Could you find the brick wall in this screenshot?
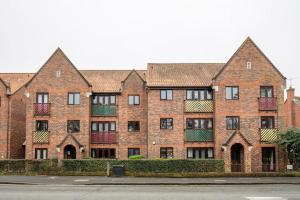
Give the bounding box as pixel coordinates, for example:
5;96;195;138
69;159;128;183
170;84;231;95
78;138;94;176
0;82;8;159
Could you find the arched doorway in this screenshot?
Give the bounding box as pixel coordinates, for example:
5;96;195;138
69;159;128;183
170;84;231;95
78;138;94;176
64;145;76;159
231;143;244;172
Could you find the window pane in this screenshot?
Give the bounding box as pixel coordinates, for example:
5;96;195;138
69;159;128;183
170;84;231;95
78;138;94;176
233;117;239;129
187;120;193;129
99;96;104;104
194;119;200;129
99;123;104;132
207;149;213;158
207;90;212;100
267;88;273;97
74;93;80;104
68;94;73;104
200;90;205;100
128;96;134;105
194;90;199;99
110;122;116;131
226;117;232;129
161;90;167;100
92;96;97;104
36;149;41;159
167;90;172;100
38;94;43;103
110;96;116;104
44;94;48;103
187;90;193;100
226;87;232;99
43;149;47;159
134;96;139;104
167;119;173;129
260;88;266;98
207;119;213;129
187;148;193;158
161;119;167;129
232;87;239;99
92;122;97;131
200;119;205;129
104;96;109;105
104;123;109;131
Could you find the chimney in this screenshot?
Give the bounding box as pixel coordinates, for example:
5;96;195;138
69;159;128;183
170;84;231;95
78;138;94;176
287;87;295;102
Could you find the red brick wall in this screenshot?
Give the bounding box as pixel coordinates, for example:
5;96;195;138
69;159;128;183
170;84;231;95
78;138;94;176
118;71;148;159
213;39;286;172
0;82;8;159
25;49;91;159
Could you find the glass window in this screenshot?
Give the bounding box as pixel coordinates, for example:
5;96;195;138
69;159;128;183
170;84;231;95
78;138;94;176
128;95;140;105
128;121;140;132
261;116;274;129
128;148;140;157
91;122;97;131
110;122;116;131
68;93;80;105
35;148;47;160
187;148;214;159
160;90;172;100
187;90;193;100
37;93;48;103
110;96;116;104
160;118;173;129
67;120;80;133
160;147;174;159
91;148;115;159
260;86;273;98
187;119;193;129
226;116;240;130
226;87;239;100
36;121;48;131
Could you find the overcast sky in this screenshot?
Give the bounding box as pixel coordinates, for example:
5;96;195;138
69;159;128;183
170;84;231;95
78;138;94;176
1;0;300;94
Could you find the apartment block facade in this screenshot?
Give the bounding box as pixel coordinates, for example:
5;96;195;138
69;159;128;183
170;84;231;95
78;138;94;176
0;37;287;172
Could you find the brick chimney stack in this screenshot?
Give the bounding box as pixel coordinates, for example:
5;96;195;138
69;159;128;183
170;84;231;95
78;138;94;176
285;87;295;128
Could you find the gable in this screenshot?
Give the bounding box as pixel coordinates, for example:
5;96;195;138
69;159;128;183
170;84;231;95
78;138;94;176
122;70;146;91
213;37;286;82
25;48;91;89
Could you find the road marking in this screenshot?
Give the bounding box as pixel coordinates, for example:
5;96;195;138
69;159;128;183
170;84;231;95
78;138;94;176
49;177;57;179
74;179;90;182
214;179;226;182
245;197;287;200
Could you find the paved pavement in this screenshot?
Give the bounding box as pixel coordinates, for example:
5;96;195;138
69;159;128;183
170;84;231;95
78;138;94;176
0;176;300;185
0;184;300;200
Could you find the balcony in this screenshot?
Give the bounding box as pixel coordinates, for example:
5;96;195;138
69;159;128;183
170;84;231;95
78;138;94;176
260;128;278;143
92;105;116;116
259;97;277;111
91;132;117;144
34;103;50;116
33;131;49;144
184;100;213;113
185;129;213;142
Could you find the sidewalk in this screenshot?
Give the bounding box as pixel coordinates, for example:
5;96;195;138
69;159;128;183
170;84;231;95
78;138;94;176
0;176;300;185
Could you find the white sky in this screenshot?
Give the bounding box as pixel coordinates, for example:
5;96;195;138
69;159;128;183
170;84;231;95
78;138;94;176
0;0;300;94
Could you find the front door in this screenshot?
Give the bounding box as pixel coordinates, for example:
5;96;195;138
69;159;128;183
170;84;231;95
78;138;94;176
64;145;76;159
231;143;244;172
262;147;276;172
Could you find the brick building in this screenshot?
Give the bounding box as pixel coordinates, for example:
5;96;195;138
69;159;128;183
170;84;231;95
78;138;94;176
0;37;288;172
284;87;300;128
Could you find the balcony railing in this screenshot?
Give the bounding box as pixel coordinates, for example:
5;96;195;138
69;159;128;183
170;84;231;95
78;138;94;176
33;131;49;144
260;128;278;143
259;97;277;111
184;100;213;113
92;104;116;116
185;129;213;142
91;132;117;144
34;103;50;116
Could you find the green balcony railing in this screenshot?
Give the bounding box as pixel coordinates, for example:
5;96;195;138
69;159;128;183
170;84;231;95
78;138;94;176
92;104;116;116
185;100;213;113
260;128;278;143
185;129;213;142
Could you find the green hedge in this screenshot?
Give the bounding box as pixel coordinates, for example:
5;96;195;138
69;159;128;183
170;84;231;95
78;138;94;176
62;159;224;173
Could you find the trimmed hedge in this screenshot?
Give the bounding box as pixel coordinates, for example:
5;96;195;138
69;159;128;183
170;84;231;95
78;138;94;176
62;159;224;173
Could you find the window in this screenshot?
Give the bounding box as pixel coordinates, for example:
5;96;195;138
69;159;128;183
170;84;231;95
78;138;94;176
226;86;239;100
36;121;48;131
92;95;116;105
187;148;214;159
56;69;61;78
91;122;116;132
186;89;213;100
160;147;174;159
67;120;80;133
246;61;252;69
261;116;275;129
128;121;140;132
128;95;140;105
226;116;240;130
91;148;115;159
160;118;173;129
35;148;47;159
37;93;48;103
68;92;80;105
260;86;273;98
186;118;213;129
128;148;140;157
160;89;173;100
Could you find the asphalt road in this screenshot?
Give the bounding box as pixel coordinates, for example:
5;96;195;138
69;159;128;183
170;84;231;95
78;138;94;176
0;185;300;200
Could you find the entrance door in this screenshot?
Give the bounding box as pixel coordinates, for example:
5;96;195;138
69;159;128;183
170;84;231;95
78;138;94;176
262;147;276;172
231;143;244;172
64;145;76;159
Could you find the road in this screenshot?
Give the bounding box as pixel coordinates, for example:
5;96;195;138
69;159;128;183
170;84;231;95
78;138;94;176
0;184;300;200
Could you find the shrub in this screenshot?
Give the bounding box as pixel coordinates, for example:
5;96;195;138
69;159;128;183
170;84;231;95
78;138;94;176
128;155;144;160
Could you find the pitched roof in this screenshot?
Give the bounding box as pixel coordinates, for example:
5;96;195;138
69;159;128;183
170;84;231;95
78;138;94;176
0;73;34;94
147;63;224;87
213;37;286;80
223;131;252;146
80;70;147;92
